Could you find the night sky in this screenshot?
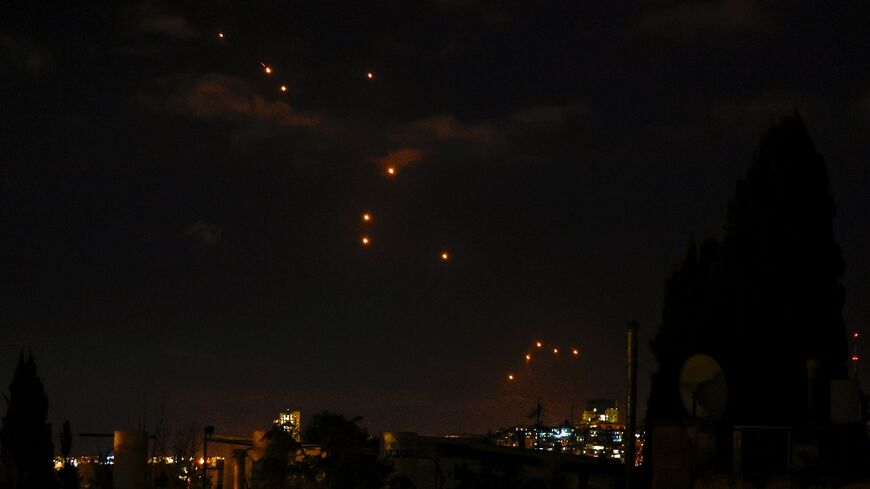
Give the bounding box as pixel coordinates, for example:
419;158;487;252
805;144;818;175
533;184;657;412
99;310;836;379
2;1;870;449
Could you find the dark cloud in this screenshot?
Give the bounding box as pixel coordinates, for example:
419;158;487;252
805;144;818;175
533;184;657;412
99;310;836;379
184;76;322;127
370;114;500;172
0;32;52;74
860;91;870;116
391;114;498;146
140;74;326;131
511;105;584;126
122;2;200;40
427;0;511;25
636;0;770;40
375;147;424;171
163;344;215;360
712;90;804;124
183;221;222;246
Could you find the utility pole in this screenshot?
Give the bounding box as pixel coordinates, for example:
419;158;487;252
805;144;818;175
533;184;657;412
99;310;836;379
203;426;214;489
625;321;639;489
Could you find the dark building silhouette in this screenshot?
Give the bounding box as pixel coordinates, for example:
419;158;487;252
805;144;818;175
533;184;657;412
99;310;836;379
645;114;863;483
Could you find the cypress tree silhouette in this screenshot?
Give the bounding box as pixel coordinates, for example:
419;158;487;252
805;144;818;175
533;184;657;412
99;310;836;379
302;412;392;489
715;114;846;425
0;352;57;489
647;236;720;423
647;113;847;429
59;421;79;489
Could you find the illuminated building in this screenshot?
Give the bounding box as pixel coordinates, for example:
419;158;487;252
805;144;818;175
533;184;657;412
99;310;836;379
490;398;644;465
581;399;619;424
273;409;302;441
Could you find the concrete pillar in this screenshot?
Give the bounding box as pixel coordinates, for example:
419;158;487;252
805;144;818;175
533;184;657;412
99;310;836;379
230;449;247;489
113;431;148;489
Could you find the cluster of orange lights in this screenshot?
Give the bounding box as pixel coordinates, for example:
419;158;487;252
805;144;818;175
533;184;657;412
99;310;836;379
356;211;449;261
360;212;372;246
219;31;375;96
507;340;582;381
212;31;450;263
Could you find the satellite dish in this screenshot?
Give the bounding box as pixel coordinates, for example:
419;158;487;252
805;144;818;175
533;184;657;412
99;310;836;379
679;354;728;420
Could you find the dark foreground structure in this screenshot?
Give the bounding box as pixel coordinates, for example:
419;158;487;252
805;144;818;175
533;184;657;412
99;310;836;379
645;115;869;488
381;432;623;489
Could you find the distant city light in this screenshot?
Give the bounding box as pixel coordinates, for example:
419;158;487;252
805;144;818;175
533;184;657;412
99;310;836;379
553;348;559;354
386;167;396;176
367;72;374;79
361;236;370;246
507;373;515;381
572;348;580;356
264;66;272;74
218;32;224;38
525;353;531;361
853;331;861;339
362;212;372;222
440;251;450;261
280;85;287;92
535;341;542;348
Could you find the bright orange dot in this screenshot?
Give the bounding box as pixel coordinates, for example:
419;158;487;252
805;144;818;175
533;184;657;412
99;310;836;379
572;348;580;356
361;236;370;246
264;66;272;74
553;348;559;354
851;355;860;362
525;354;531;361
440;252;450;261
386;167;396;176
367;72;374;79
507;373;515;381
535;341;542;348
218;32;224;38
280;85;287;92
362;213;372;222
853;331;861;339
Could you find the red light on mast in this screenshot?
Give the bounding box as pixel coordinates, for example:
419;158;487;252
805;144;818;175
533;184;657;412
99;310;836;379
851;355;860;362
852;331;860;339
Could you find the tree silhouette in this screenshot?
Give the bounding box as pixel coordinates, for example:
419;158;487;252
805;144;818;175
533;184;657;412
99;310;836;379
257;427;313;489
647;114;848;431
59;421;79;489
302;412;392;489
59;421;71;460
647;236;720;423
714;114;846;425
0;352;57;489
